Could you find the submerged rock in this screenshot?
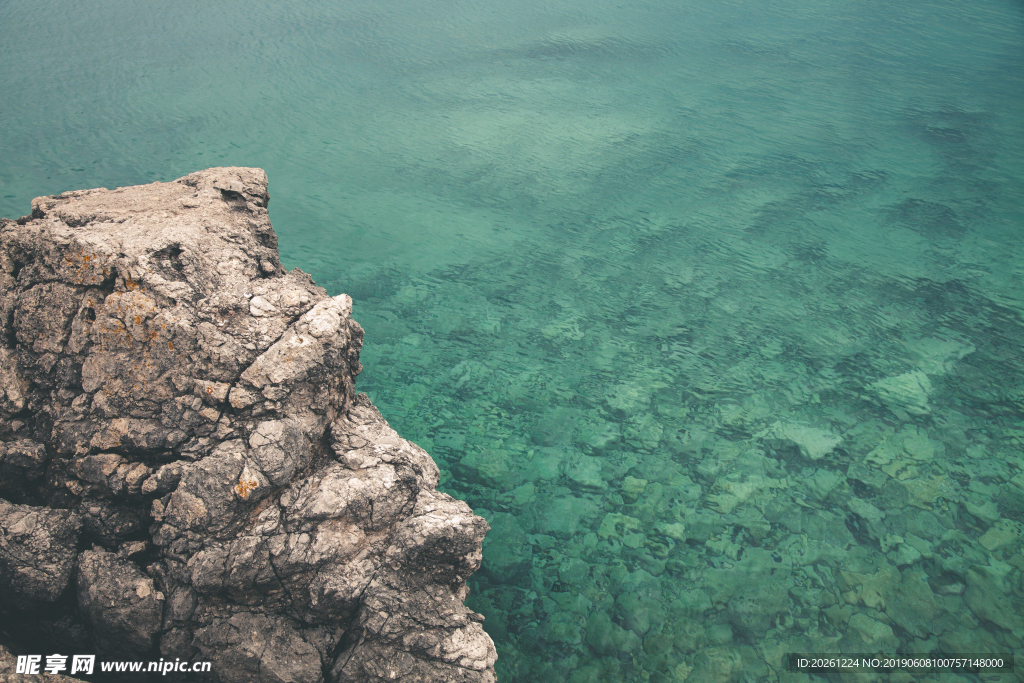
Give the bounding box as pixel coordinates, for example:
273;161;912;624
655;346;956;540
0;168;495;682
838;613;899;654
870;371;933;416
759;421;842;461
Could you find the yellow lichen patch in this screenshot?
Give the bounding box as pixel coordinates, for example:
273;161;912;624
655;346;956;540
234;466;262;500
63;251;110;285
235;479;257;499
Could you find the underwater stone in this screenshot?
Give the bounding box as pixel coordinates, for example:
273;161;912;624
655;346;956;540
904;509;946;539
979;519;1024;551
902;474;955;510
457;448;515;488
725;576;790;639
567;659;623;683
669;474;704;504
615;592;665;637
879;479;911;509
522;447;564;482
509;481;536;506
573;415;621;453
806;468;843;502
996;482;1024;519
822;604;854;630
891;543;923;567
528;533;557;550
839;561;900;611
623;413;663;450
533;494;599;539
733;507;772;543
964;562;1024;631
846;497;885;525
846;462;888;492
907;336;975;375
482;512;532;584
789;585;825;609
584;611;641;655
865;439;901;467
706;478;763;515
655;521;687;542
531;407;580;447
615;567;661;598
900;426;937;460
939;625;1001;661
597;512;642;542
780;534;825;567
558;557;591;587
641;630;674;669
870;371;933;415
603;382;651;417
688;647;742;683
672;621;710;654
838;613;899;654
678;506;726;542
564;454;606;490
633;483;671;525
888;570;952;638
705;537;742;560
620;476;648;500
540;610;584;646
760;421;842;461
705;624;734;647
966;493;1002;522
801;510;856;549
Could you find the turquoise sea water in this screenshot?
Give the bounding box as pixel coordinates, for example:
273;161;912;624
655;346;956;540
3;0;1024;680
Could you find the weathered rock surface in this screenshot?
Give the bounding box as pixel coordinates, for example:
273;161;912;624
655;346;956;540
0;168;496;682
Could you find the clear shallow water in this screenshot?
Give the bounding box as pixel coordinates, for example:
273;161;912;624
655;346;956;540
3;0;1024;680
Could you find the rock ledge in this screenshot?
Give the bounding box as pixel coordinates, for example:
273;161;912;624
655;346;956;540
0;168;496;682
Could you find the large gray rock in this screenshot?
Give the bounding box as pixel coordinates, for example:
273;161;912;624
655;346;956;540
0;168;495;683
0;501;81;608
76;548;163;656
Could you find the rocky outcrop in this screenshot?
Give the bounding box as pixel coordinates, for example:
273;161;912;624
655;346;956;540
0;168;496;682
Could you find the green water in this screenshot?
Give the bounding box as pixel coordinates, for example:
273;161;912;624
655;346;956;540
3;0;1024;680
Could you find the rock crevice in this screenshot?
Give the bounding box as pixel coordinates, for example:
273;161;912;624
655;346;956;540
0;168;496;682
